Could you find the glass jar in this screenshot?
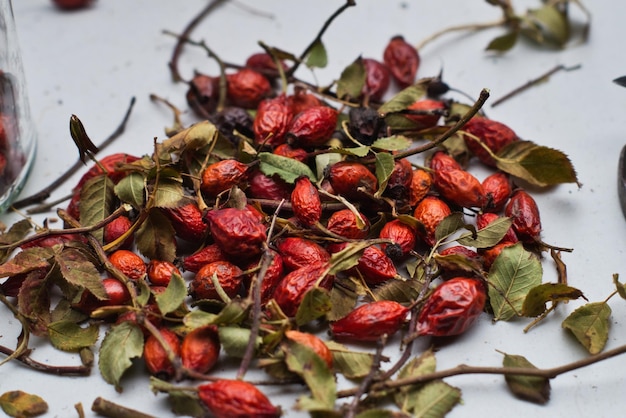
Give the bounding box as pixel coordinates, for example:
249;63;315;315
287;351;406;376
0;0;36;212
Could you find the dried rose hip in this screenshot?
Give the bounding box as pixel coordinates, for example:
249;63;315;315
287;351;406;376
347;106;384;145
416;277;486;337
253;95;293;146
244;249;284;304
186;72;220;117
361;58;391;102
330;300;409;341
147;259;181;286
432;166;485;208
481;241;516;270
285;330;333;368
327;161;377;201
103;215;133;249
182;243;228;273
291;176;322;227
143;327;181;380
275;237;330;272
245;52;287;81
75;153;140;189
482;171;512;213
272;261;332;317
200;159;249;198
20;232;87;250
272;143;308;163
385;158;413;200
226;68;272;109
162;201;208;241
383;35;420;88
504;189;542;243
326;208;370;239
379;219;418;260
287;105;338;148
247;169;292;202
405;99;446;129
205;207;267;259
181;325;220;375
356;245;398;285
51;0;94;11
413;196;452;247
437;245;482;279
197;380;280;418
429;150;462;173
476;212;518;244
409;168;432;207
287;87;323;115
189;260;243;301
108;249;146;281
462;116;518;167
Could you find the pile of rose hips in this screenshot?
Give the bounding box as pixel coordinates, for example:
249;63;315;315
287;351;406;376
3;33;547;416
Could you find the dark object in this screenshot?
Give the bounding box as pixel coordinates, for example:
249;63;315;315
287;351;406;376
618;144;626;218
613;76;626;88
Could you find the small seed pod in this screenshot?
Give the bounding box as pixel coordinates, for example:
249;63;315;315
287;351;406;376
143;328;181;380
330;300;409;342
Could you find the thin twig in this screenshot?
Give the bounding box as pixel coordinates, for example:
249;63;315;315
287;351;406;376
416;19;506;51
91;397;155;418
11;97;136;210
344;336;386;418
0;344;91;376
491;64;582;107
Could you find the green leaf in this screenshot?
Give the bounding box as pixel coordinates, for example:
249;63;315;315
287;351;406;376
152;177;185;209
47;320;99;351
159;120;219;155
166;391;205;418
327;276;360;321
328;241;372;276
494;140;578;187
526;5;570;47
394;349;437;411
372;278;422;304
374;152;395;198
218;326;261;358
457;216;513;249
433;252;482;277
330;146;371;158
612;274;626;299
502;353;550;404
562;301;611;354
0;391;48;418
55;248;107;300
355;410;398;418
135;208;177;262
486;31;518;52
305;39;328;68
336;56;366;100
371;135;412;152
379;84;427;115
434;212;466;243
284;340;336;411
183;310;218;328
258;152;317;184
155;272;187;315
488;243;542;321
326;341;376;379
409;380;461;417
0;219;32;263
114;172;145;209
295;287;332;326
99;321;144;391
315;152;342;181
79;174;116;243
521;283;585;317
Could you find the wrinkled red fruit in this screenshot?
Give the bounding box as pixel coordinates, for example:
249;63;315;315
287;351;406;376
327;161;377;201
200;159;249;198
416;277;486;337
182;243;228;273
504;189;542;243
326;208;370;239
285;330;333;368
52;0;94;10
181;325;220;375
253;95;293;146
226;68;272;109
247;169;292;200
291;176;322;227
287;105;338;148
476;212;518;244
147;259;181;286
356;245;398;285
463;116;518;167
205;208;267;259
275;237;330;272
162;202;208;241
482;172;512;213
379;219;418;260
413;196;452;247
244;249;284;304
330;300;409;341
405;99;446;129
432;166;485;208
198;380;280;418
143;328;181;380
272;261;332;317
103;215;133;249
189;260;243;301
361;58;391;102
383;35;420;88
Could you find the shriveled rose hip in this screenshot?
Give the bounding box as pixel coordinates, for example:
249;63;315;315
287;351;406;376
198;380;280;418
504;189;542;243
379;219;417;260
405;99;446;129
182;243;228;273
147;260;181;286
244;249;284;304
205;207;267;259
463;116;518;167
327;161;377;201
482;171;512;213
272;261;332;317
108;249;146;281
326;208;370;239
247;169;292;200
103;215;133;249
413;196;452;247
287;87;323;115
162;201;207;241
383;35;420;88
432;166;486;208
226;68;272;109
291;176;321;227
186;72;220;117
356;245;398;285
429;150;462;173
273;143;308;163
200;159;249;198
409;168;432;207
181;325;220;375
330;300;409;341
75;153;140;189
437;245;482;279
275;237;330;272
51;0;94;11
481;241;516;270
416;277;486;337
287;105;338;148
253;95;293;146
189;260;243;301
385;158;413;200
143;327;181;380
285;330;333;368
476;212;518;245
361;58;391;102
245;52;287;81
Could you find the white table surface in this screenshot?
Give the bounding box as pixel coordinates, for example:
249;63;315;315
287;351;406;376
2;1;626;417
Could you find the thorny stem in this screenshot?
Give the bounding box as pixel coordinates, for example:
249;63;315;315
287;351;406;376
337;343;626;399
0;344;91;376
167;0;229;83
491;64;582;107
91;397;155;418
11;97;136;210
286;0;356;77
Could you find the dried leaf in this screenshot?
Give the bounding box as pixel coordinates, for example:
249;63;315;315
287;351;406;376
327;276;360;321
502;353;550;404
155;272;187;315
336;56;366;100
55;248;107;300
379;85;427;115
98;321;144;391
114;172;145;209
457;216;513;249
152;177;185;209
183;310;218;328
488;243;543;321
0;247;52;277
433;253;482;277
159;120;218;155
372;278;422;304
295;287;332;326
135;208;176;262
79;174;116;243
525;5;570;47
315;152;343;181
521;283;585;317
166;391;205;418
0;391;48;418
562;301;611;354
47;320;99;352
258;152;317;184
0;219;32;263
328;240;372;275
325;341;376;379
394;349;437;410
371;136;412;152
613;273;626;300
495;140;578;187
486;31;518;52
374;152;395;198
306;39;328;69
408;380;461;417
284;340;336;411
434;213;466;243
218;326;261;358
17;270;51;336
